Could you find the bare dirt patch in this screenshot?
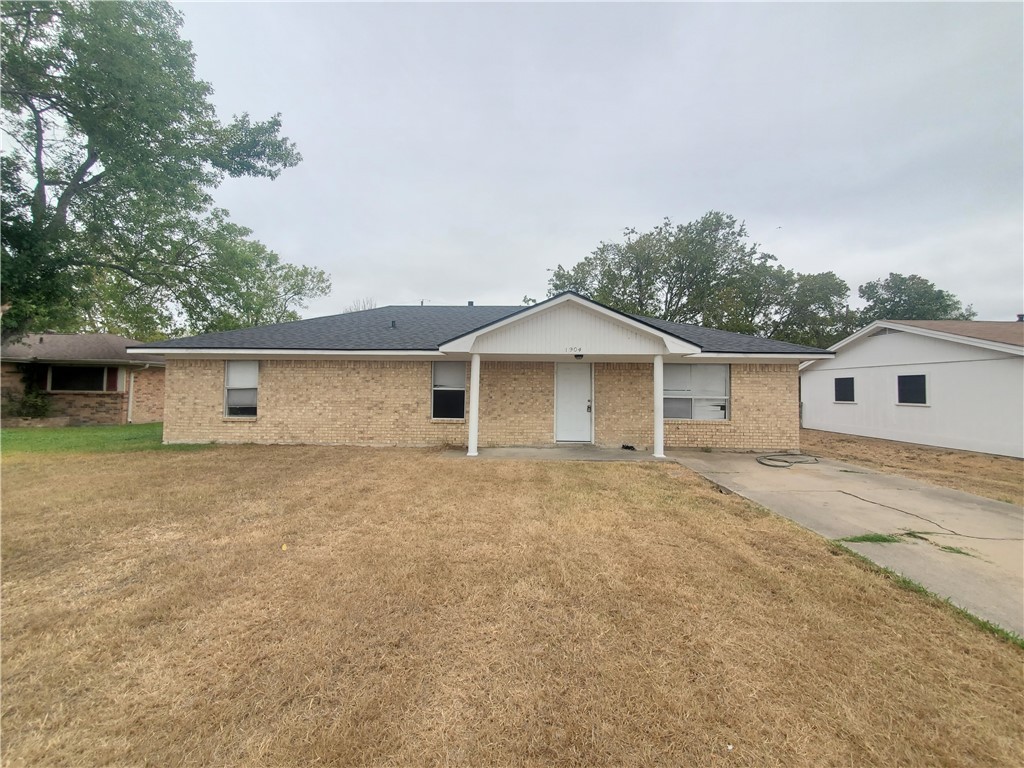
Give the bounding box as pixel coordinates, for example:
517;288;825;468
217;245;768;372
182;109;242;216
3;446;1022;766
801;429;1024;506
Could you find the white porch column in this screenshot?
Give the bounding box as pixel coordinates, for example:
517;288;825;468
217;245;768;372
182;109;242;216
653;354;665;458
467;353;481;456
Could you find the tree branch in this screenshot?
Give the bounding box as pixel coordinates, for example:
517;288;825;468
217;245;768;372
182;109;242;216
39;144;100;242
26;99;47;228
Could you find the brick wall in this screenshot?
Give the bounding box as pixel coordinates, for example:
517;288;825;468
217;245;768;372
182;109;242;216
163;358;799;451
48;392;128;425
1;362;25;399
594;363;655;449
164;359;470;446
479;362;554;446
129;366;164;424
666;364;799;450
592;362;799;451
1;362;130;426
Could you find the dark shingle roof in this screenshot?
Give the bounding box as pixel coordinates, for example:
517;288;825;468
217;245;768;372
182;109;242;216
629;315;829;354
1;333;165;364
135;306;522;351
134;298;830;355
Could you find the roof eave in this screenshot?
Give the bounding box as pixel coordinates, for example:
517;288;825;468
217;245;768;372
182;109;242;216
2;356;165;366
126;347;446;357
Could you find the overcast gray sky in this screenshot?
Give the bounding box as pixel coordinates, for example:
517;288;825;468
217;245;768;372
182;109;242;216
177;1;1023;321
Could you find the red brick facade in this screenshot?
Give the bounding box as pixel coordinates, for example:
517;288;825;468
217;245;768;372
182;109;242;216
0;362;165;426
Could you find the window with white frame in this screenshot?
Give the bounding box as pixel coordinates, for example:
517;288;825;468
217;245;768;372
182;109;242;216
664;364;729;420
225;361;259;417
432;361;466;419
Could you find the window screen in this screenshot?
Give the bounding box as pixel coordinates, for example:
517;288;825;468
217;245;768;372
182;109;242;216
834;377;855;402
50;366;106;392
897;374;926;405
432;362;466;419
225;361;259;417
663;364;729;420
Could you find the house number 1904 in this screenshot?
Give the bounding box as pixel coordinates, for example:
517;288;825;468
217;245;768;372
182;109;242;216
566;346;582;353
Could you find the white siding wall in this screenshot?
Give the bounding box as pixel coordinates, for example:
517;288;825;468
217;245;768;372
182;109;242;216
471;302;666;355
801;331;1024;458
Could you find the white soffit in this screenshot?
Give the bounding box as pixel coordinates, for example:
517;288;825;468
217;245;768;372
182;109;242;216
440;295;700;355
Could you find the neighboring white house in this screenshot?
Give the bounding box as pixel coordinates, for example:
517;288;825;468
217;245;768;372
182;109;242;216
800;320;1024;458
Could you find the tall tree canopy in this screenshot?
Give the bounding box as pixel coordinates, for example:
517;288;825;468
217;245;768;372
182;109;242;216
1;0;328;341
858;273;976;323
548;212;857;348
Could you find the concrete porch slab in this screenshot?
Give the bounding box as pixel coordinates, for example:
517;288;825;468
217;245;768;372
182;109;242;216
447;445;669;462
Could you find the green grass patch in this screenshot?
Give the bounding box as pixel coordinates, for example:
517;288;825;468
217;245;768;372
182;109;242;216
838;532;903;544
938;545;973;556
830;542;1024;650
1;423;208;455
901;531;931;541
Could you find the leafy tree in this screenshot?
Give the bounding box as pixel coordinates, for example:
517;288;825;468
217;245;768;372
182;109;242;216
1;1;325;341
858;273;975;323
550;213;765;323
548;211;854;347
768;271;859;348
74;211;331;339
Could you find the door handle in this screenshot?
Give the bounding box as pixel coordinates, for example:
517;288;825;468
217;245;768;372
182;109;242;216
586;400;592;413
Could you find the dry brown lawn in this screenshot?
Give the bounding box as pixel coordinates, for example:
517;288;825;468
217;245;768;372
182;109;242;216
801;429;1024;506
2;445;1023;767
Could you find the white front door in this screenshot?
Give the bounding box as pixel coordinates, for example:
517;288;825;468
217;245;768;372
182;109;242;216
555;363;592;442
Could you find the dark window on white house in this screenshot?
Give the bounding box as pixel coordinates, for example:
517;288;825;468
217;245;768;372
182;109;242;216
834;377;855;402
225;361;259;417
664;364;729;420
432;361;466;419
897;374;927;405
49;365;117;392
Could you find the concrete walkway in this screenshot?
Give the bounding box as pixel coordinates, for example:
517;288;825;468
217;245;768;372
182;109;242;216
671;451;1024;636
450;445;671;462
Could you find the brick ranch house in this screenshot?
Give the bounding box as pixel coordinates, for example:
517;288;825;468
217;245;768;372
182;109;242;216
130;292;832;456
1;333;165;426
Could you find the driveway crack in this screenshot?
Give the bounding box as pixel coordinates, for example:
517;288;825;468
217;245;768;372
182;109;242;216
838;491;1024;541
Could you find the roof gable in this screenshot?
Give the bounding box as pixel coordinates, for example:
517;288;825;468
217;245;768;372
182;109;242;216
439;293;699;355
800;320;1024;371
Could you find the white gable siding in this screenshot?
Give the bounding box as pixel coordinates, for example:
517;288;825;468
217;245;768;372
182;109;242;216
801;331;1024;457
810;329;1011;370
470;302;667;355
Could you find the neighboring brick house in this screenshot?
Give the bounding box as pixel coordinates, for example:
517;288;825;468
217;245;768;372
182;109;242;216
1;333;165;426
130;292;832;455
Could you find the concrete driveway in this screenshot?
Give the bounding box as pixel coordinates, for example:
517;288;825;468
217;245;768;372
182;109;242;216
671;451;1024;636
